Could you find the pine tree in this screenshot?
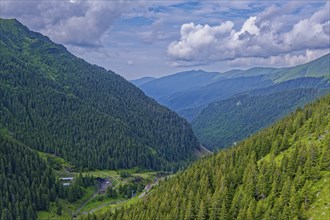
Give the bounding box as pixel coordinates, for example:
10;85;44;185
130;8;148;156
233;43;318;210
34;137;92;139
184;200;193;220
246;200;256;220
197;200;206;220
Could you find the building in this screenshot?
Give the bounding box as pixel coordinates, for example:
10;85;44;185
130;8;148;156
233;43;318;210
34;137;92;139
59;177;74;186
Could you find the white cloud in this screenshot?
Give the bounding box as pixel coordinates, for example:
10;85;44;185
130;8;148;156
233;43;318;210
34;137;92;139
1;0;329;77
1;0;134;47
227;49;330;67
237;16;259;36
167;2;330;67
168;21;234;62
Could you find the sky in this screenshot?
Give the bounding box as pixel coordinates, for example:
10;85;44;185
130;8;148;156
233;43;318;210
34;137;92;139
1;0;329;80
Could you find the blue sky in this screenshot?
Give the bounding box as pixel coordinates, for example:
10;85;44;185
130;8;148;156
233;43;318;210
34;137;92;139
1;0;329;79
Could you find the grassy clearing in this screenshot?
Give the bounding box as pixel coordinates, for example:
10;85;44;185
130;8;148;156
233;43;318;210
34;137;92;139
132;171;157;179
123;194;141;207
37;151;74;171
37;152;160;219
66;169;157;218
82;168;157;187
83;168;156;178
80;197;117;213
37;203;70;220
59;186;96;214
83;169;119;178
37;186;95;219
88;194;142;217
306;171;330;220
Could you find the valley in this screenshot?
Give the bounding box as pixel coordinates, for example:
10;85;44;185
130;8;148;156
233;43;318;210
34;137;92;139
134;55;330;150
35;156;163;219
98;93;330;220
0;18;197;219
1;1;329;219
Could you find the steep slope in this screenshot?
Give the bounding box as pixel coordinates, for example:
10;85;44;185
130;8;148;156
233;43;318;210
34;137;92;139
0;18;200;170
192;77;330;150
0;127;57;219
100;93;330;220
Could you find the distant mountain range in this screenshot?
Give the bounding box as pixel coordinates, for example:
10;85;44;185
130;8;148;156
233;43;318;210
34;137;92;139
131;76;156;87
133;53;330;150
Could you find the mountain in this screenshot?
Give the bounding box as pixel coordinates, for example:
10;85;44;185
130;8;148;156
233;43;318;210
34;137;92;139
270;53;330;82
133;54;329;151
160;75;273;111
139;70;221;101
192;77;329;150
130;76;156;87
220;67;278;79
136;68;279;110
0;18;200;171
134;54;330;115
0;126;58;219
100;93;330;220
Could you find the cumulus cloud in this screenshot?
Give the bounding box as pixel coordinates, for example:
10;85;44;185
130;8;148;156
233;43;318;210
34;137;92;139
167;2;330;67
1;0;133;47
227;49;330;67
168;21;234;62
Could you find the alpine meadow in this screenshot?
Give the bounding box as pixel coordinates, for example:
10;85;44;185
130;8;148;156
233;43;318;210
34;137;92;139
0;1;329;220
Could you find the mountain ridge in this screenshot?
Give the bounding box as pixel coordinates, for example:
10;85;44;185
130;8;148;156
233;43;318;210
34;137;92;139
133;54;329;89
131;76;156;86
133;53;329;151
133;53;329;113
0;18;200;171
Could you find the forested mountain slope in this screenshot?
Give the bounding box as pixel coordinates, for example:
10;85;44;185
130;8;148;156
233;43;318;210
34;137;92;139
0;128;57;219
192;77;329;150
0;18;200;170
99;94;330;220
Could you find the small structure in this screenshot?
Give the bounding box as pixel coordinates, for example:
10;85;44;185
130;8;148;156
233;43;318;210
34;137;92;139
59;177;74;181
99;178;112;194
59;177;74;186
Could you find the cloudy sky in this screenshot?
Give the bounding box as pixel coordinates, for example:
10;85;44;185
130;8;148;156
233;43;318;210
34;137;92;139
1;0;329;79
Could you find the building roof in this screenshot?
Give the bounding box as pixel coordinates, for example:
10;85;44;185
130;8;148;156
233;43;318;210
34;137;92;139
59;177;74;181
